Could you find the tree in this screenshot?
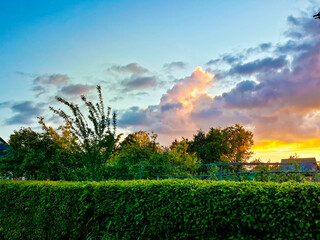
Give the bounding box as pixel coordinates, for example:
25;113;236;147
188;124;254;165
222;124;254;163
49;85;120;180
188;128;229;164
109;131;162;180
0;127;77;180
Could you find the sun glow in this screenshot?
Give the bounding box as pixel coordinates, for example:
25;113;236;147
252;139;320;161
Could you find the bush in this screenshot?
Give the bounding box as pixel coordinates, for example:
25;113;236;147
1;180;320;239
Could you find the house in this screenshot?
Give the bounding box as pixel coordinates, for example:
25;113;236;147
0;137;8;157
280;158;319;172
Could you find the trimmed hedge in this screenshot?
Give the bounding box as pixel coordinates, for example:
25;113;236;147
1;180;320;239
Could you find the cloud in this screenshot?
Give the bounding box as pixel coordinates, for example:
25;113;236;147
106;63;159;92
118;10;320;147
118;106;148;127
0;101;11;108
30;73;70;97
59;84;96;96
5;101;44;125
118;67;215;142
207;53;245;66
31;85;47;97
163;61;187;71
161;102;183;112
229;56;288;76
121;76;157;91
33;74;70;86
107;63;149;75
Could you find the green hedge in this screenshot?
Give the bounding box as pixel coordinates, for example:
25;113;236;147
1;180;320;239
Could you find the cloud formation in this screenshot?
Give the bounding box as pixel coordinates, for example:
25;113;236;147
107;63;149;75
118;13;320;147
59;84;96;96
6;101;44;125
121;76;157;92
163;61;187;71
118;67;215;142
31;73;70;97
33;74;70;85
106;63;158;92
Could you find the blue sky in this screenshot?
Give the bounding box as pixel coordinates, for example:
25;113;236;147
1;0;320;160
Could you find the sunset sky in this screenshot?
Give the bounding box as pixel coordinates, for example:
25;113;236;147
1;1;320;161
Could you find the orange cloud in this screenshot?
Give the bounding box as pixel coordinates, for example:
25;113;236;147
160;66;214;111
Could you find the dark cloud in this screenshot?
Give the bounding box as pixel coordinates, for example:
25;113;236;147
121;76;157;91
6;101;44;125
118;106;148;127
229;56;288;76
107;63;149;75
59;84;96;96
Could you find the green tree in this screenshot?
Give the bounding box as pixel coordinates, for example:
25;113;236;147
222;124;254;163
0;127;78;180
49;85;121;180
109;131;162;180
188;128;229;164
188;124;254;173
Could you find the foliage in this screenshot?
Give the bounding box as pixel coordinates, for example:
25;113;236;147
1;180;320;239
49;85;121;180
188;124;254;166
108;131;162;180
109;134;200;180
147;139;200;179
0;127;78;180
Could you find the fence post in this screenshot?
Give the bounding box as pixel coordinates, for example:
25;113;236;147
219;165;223;181
139;165;142;180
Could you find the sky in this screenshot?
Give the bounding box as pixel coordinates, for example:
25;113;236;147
1;0;320;161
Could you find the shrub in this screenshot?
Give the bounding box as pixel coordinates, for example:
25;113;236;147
1;180;320;239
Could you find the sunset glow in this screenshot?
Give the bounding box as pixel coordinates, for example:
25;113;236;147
252;139;320;161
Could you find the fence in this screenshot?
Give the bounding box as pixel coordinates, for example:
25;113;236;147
138;162;319;182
